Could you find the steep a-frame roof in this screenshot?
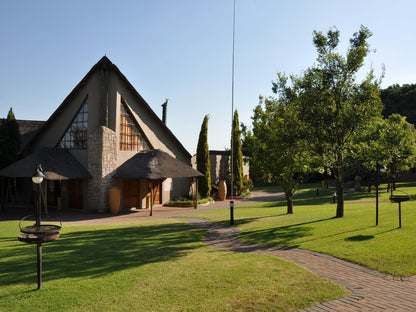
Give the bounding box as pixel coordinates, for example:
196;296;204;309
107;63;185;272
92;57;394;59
23;56;191;158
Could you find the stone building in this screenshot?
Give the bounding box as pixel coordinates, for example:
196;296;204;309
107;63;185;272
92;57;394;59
192;150;250;196
0;56;201;212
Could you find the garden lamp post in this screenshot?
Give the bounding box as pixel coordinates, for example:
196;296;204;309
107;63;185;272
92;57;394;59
18;164;61;290
376;163;386;226
32;165;45;226
32;165;45;289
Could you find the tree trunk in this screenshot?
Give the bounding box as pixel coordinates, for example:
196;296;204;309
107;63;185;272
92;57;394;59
336;152;344;218
0;177;4;213
284;188;293;214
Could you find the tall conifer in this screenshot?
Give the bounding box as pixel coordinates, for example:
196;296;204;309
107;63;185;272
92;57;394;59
232;110;243;196
196;115;211;197
0;108;20;168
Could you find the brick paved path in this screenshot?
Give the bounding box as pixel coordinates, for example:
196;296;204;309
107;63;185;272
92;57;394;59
183;217;416;312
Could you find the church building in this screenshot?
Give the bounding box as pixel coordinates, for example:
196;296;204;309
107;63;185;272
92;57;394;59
0;56;201;213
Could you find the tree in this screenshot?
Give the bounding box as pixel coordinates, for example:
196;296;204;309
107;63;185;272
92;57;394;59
277;26;383;217
231;110;243;196
0;107;21;169
342;112;416;195
376;114;416;188
196;115;211;198
0;107;21;212
246;95;314;214
381;84;416;125
344;117;384;191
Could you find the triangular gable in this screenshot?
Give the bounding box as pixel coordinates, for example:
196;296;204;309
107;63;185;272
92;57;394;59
23;56;191;158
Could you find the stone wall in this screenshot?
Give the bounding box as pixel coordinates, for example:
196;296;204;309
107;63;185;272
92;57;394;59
87;126;117;212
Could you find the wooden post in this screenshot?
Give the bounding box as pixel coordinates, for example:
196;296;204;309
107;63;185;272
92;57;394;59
149;181;154;217
37;243;42;289
195;178;198;209
399;202;402;228
190;178;196;209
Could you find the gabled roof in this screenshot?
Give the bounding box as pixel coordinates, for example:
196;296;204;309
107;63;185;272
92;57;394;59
0;147;91;180
23;56;191;158
113;149;202;179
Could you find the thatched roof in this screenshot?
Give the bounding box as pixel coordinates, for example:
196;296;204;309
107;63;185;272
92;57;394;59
113;149;202;179
0;148;91;180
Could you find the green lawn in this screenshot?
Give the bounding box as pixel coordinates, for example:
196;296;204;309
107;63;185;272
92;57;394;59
192;182;416;277
0;218;347;312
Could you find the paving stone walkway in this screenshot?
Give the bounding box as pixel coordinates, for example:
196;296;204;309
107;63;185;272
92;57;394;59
182;217;416;312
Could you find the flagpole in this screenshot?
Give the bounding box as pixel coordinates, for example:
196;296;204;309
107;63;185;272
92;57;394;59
231;0;236;200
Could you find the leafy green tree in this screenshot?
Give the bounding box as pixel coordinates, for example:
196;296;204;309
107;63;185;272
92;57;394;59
196;115;211;198
377;114;416;188
278;26;383;217
241;123;265;184
346;113;416;193
248;95;314;214
231;110;243;196
346;117;387;191
381;84;416;125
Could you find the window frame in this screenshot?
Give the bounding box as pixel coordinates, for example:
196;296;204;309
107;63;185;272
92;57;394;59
119;100;150;151
58;97;89;150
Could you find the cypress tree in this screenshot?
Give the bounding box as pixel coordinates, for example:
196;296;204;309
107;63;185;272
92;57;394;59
0;108;20;212
232;109;243;196
196;115;211;197
0;107;20;169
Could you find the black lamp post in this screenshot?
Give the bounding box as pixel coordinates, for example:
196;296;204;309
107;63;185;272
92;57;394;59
18;164;61;290
32;165;45;289
32;165;45;226
376;163;386;226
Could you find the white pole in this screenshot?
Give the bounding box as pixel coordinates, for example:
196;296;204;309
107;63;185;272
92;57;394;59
231;0;236;199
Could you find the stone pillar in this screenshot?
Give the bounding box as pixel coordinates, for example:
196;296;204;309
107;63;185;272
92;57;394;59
87;126;117;212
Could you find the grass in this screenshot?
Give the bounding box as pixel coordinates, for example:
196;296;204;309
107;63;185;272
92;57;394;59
0;218;347;312
191;182;416;277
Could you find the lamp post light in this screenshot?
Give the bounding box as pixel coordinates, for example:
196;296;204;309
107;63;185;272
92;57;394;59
18;164;61;290
32;165;45;289
32;165;45;226
376;163;386;226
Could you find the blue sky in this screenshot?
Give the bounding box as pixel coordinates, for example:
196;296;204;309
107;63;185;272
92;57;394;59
1;0;415;154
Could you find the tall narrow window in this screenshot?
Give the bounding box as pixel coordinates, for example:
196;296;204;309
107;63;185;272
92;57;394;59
120;101;149;151
58;98;88;149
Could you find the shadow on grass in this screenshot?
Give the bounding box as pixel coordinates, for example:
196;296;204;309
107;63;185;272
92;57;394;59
242;192;378;208
235;216;336;248
345;234;375;241
345;227;400;242
0;222;205;286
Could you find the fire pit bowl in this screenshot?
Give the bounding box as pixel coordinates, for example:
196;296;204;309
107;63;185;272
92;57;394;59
389;195;410;203
18;216;62;244
389;191;410;228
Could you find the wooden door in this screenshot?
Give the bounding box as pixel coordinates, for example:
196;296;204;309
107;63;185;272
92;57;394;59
47;181;61;207
147;180;162;206
122;179;140;209
153;181;161;205
68;179;83;209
